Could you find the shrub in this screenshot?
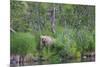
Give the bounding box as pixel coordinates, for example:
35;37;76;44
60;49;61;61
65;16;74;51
10;32;37;55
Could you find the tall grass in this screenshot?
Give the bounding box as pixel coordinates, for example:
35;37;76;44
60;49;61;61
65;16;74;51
10;27;95;63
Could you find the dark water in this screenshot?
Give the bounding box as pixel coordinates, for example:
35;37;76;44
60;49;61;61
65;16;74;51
10;56;95;67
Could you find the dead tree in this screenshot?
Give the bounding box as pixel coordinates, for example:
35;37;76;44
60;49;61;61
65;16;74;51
48;8;56;33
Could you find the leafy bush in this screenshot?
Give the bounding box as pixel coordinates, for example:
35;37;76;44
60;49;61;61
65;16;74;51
10;32;37;55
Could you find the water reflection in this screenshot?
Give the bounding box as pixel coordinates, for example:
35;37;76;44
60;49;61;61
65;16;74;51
10;56;95;67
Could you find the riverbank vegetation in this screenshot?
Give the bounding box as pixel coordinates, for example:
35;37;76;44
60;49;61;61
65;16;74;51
10;0;95;66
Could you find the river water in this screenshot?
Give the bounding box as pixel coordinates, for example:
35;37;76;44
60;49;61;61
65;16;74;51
10;55;95;67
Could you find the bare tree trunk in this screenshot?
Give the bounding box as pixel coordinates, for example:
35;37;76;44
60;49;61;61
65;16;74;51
50;8;56;33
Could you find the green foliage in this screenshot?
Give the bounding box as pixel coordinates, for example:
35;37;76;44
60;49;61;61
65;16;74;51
54;27;95;58
54;28;80;58
10;1;95;64
75;29;95;53
10;32;37;55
